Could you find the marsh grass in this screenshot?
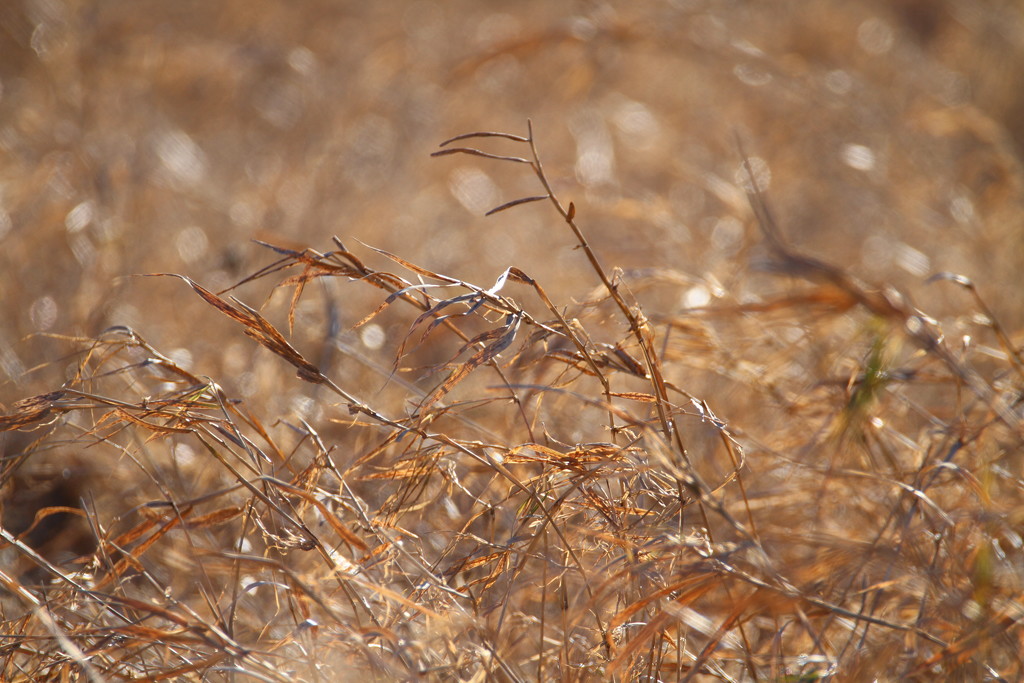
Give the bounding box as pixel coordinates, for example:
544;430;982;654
1;119;1022;682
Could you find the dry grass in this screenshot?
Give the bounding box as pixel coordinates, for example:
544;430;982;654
2;1;1024;681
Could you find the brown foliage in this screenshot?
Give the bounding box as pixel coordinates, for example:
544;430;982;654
2;2;1024;681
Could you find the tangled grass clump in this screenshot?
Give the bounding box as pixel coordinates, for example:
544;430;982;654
1;123;1022;682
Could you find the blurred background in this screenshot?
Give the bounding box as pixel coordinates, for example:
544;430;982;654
2;0;1023;389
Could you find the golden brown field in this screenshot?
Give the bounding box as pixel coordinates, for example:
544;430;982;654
2;1;1023;680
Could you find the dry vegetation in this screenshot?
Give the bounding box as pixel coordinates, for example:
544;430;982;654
2;1;1024;681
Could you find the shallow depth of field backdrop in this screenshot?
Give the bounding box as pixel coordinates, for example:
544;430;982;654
1;1;1024;681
